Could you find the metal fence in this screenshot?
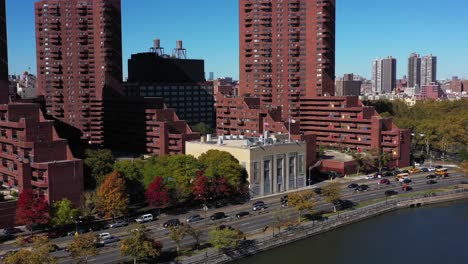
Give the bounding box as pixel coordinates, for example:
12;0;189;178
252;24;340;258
180;188;468;264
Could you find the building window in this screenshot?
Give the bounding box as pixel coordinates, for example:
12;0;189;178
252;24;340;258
299;155;304;174
289;156;295;189
264;160;271;195
277;158;283;192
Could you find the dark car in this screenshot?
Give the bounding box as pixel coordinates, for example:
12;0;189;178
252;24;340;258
384;171;395;177
3;227;22;235
348;183;359;188
379;179;390;185
0;234;14;243
252;201;267;211
236;211;250;219
47;230;67;239
401;178;412;184
420;167;429;172
333;199;354;210
426;174;437;179
88;222;107;232
163;219;181;228
355;185;369;192
210;212;226;221
401;170;409;174
186;214;203;223
313;187;322;195
426;180;437;185
110;220;128;228
384;190;398;196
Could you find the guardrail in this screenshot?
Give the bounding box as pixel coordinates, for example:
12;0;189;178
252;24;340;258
179;188;468;264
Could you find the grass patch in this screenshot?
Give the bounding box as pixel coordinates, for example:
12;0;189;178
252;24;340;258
355;198;386;208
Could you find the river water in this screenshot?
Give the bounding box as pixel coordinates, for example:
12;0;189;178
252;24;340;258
236;199;468;264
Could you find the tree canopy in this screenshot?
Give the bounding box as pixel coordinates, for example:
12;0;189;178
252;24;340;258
209;227;243;251
15;189;49;231
288;190;315;222
119;224;162;264
96;171;129;220
84;149;115;189
51;198;79;228
198;149;246;188
68;233;99;264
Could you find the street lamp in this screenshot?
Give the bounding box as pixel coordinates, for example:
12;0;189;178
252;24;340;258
203;203;209;258
71;216;80;236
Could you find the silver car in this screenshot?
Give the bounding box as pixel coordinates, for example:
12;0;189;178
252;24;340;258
186;214;202;223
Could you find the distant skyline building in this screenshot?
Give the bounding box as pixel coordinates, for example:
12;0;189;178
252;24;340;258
34;0;123;145
335;73;361;96
239;0;336;117
0;0;8;103
421;54;437;86
372;56;396;94
408;53;421;90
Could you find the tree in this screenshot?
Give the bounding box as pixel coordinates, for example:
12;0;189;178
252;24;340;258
84;148;115;189
272;209;289;234
68;233;99;264
209;227;243;251
369;148;391;172
212;177;232;200
5;236;56;264
192;122;213;136
185;225;203;249
120;224;162;264
15;189;49;236
168;226;187;255
459;160;468;190
192;170;211;201
198;150;246;189
114;160;146;203
143;155;201;202
80;191;97;218
352;151;367;175
145;176;171;209
96;171;129;220
288;190;315;222
322;182;342;212
51;198;79;228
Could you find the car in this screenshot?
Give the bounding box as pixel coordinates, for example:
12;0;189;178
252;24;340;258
414;162;421;167
365;175;375;179
384;190;398;196
427;180;437;185
348;183;359;188
186;214;202;223
0;234;14;243
109;220;128;228
98;232;111;240
427;167;436;172
99;236;120;245
401;170;409;174
333;199;354;210
409;168;421;174
163;219;181;228
355;185;369;192
135;214;154;223
435;165;443;169
3;227;22;235
400;178;412;184
210;212;226;221
426;174;437;179
401;185;413;191
47;230;67;239
235;211;250;219
378;179;390;185
88;222;107;232
252;201;267;211
374;172;383;178
313;187;322;195
420;167;429;172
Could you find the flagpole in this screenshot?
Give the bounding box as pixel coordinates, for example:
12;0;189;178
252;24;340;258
288;115;291;143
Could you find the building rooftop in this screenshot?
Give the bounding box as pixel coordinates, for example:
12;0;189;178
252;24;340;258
188;134;306;150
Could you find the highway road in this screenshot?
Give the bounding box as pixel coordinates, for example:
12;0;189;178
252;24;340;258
1;169;465;263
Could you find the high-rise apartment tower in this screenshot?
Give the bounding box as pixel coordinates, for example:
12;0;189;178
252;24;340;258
372;56;396;94
0;0;8;103
35;0;123;144
421;54;437;86
407;53;421;90
239;0;336;117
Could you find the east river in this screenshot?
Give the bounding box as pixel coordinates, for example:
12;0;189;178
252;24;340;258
236;199;468;264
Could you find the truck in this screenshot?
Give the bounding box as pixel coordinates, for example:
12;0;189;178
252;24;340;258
435;168;448;178
395;172;409;182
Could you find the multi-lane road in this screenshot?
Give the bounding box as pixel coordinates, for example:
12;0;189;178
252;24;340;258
1;169;465;263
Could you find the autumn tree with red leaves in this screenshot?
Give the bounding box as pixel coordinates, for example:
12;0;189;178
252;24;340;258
192;171;211;201
15;189;50;236
213;177;231;200
146;176;171;208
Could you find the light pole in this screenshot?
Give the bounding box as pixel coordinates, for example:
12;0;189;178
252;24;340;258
203;203;209;258
71;216;79;236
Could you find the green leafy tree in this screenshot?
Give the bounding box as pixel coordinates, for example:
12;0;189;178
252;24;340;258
143;155;201;202
288;190;315;222
51;198;79;228
96;171;129;221
209;227;243;251
114;160;146;203
80;191;96;218
84;149;115;189
5;236;56;264
119;224;162;264
322;181;342;212
198;150;246;188
168;226;187;255
68;233;99;264
192;122;213;136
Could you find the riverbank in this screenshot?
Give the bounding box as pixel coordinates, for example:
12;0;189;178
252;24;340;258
180;187;468;264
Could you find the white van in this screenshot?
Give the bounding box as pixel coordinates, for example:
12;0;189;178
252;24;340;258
135;214;153;223
99;232;111;240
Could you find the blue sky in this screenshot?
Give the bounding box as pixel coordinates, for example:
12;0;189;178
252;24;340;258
5;0;468;80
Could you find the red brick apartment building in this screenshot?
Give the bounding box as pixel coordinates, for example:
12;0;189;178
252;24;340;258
239;0;335;117
35;0;123;145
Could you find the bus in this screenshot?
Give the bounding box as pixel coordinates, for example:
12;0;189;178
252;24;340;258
435;168;448;178
395;172;409;182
